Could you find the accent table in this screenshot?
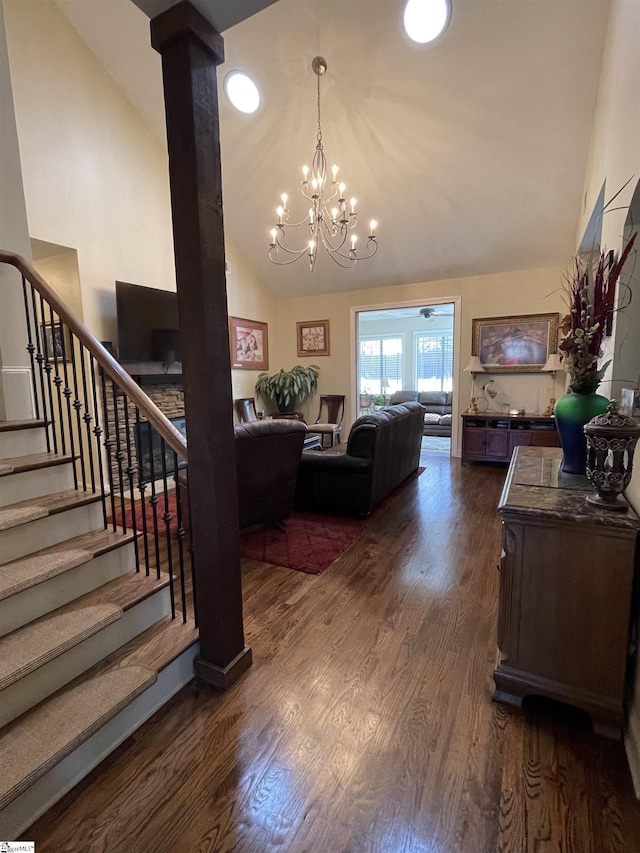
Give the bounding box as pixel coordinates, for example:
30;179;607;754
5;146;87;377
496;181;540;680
494;446;639;738
462;412;560;464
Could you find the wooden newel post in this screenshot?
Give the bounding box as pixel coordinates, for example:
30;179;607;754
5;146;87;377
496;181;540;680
151;1;252;687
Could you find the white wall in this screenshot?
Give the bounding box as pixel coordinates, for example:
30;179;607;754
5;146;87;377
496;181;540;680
0;0;33;419
575;0;640;796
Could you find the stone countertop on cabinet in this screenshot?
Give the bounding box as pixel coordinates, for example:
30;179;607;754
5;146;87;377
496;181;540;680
498;446;640;530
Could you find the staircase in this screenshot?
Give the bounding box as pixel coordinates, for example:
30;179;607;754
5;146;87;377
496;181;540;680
0;254;201;839
0;418;199;838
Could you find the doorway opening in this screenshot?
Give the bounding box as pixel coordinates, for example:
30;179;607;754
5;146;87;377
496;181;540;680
355;301;457;455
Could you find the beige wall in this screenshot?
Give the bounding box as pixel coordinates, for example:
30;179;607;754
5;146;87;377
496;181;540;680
4;0;277;409
227;236;278;403
271;265;566;453
0;0;33;419
33;249;83;321
4;0;176;343
575;0;640;794
576;0;639;511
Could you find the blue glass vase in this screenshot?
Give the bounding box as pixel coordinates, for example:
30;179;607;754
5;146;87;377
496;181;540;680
554;391;609;474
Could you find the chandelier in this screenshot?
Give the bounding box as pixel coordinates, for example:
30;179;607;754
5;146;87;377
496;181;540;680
268;56;378;271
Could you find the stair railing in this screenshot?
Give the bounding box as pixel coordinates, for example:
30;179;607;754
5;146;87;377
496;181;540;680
0;250;194;625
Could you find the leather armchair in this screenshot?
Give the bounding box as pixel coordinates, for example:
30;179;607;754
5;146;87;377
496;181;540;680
294;402;424;516
179;418;307;531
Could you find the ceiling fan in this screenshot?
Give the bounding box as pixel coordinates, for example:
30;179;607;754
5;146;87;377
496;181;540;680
419;306;449;320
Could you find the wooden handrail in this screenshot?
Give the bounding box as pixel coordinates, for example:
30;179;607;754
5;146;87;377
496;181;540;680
0;250;188;461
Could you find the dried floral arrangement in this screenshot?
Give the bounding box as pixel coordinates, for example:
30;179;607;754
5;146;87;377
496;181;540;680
558;231;636;394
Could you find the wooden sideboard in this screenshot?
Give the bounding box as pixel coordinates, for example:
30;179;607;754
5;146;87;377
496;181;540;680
461;412;560;464
494;446;639;738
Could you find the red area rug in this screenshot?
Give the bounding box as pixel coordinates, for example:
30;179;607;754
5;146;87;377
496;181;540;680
111;468;424;576
241;466;425;575
240;509;368;575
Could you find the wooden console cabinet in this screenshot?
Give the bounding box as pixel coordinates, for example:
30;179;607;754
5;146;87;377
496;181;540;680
462;412;560;464
494;446;639;738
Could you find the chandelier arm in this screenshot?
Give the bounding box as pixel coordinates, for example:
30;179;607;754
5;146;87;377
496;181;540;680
333;238;378;261
268;246;309;265
321;233;378;263
318;245;358;269
318;220;348;251
272;238;314;256
277;212;313;229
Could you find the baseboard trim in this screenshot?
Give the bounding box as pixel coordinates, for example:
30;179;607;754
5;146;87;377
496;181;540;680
195;645;253;689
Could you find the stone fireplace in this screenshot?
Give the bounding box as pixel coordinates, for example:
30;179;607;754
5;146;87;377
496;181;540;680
103;377;185;491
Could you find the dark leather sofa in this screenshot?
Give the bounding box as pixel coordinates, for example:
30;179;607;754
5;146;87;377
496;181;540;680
294;401;424;516
179;418;307;531
389;390;453;437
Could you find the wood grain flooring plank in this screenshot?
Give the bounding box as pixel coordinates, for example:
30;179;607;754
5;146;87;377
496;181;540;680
27;453;640;852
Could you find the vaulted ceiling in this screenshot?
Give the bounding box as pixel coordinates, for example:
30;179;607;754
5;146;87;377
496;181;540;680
55;0;609;299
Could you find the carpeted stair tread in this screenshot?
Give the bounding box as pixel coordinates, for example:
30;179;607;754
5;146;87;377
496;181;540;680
0;605;121;691
79;615;199;683
0;505;48;531
0;549;93;601
1;489;102;522
0;664;157;810
0;452;72;476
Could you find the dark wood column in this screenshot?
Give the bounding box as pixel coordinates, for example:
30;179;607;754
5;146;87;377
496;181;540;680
151;1;251;687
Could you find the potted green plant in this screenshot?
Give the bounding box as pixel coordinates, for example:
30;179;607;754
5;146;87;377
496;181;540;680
255;364;320;413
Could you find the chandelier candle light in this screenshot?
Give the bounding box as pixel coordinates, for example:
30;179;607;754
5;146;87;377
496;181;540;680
268;57;378;270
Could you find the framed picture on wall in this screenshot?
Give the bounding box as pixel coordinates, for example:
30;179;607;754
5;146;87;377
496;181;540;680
472;313;559;373
230;317;268;370
296;319;330;357
41;322;72;362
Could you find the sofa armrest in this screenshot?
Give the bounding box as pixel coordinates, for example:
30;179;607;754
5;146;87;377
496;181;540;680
299;449;372;474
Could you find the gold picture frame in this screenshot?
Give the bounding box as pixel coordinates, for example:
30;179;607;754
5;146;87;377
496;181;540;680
472;313;559;373
296;319;330;357
230;317;269;370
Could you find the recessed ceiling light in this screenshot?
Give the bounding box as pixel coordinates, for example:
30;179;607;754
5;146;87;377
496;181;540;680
224;71;260;114
403;0;451;44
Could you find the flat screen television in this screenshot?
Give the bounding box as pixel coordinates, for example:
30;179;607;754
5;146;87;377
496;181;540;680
115;281;181;371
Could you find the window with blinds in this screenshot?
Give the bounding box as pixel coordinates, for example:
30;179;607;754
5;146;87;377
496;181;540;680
359;336;404;395
415;332;453;392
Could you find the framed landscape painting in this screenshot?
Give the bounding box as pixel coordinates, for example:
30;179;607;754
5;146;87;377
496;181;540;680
472;313;559;373
296;319;330;357
230;317;268;370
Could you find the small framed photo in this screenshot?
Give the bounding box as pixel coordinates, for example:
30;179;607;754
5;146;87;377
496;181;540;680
297;319;330;357
620;388;640;418
472;313;559;373
230;317;268;370
42;322;72;362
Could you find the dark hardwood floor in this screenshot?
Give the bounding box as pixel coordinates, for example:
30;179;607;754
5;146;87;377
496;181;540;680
29;448;640;852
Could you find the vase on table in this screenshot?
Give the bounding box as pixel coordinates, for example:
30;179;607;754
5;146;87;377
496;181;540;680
554;390;609;474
